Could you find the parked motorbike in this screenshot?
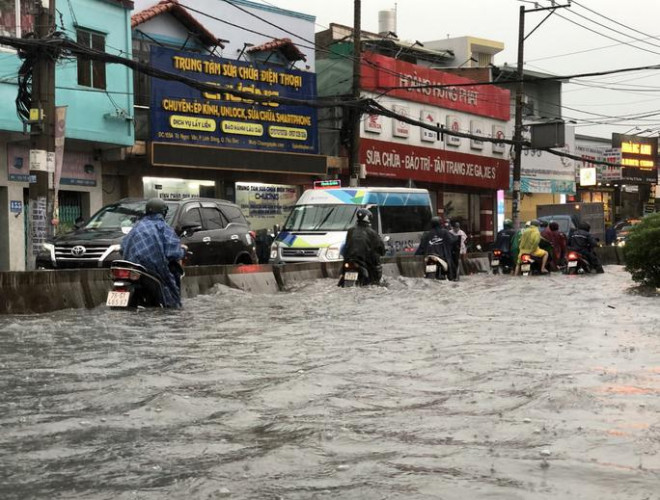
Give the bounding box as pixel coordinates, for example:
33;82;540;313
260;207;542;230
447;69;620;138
490;249;514;274
106;260;168;308
565;250;593;275
338;260;371;287
424;254;449;280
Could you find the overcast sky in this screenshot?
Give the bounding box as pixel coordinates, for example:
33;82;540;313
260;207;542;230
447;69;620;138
262;0;660;140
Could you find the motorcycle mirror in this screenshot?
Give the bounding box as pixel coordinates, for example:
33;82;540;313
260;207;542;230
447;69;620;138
476;244;482;251
382;235;391;243
180;224;202;237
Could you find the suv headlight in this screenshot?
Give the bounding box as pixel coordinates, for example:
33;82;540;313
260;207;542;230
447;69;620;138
270;243;279;259
326;244;342;261
42;243;55;261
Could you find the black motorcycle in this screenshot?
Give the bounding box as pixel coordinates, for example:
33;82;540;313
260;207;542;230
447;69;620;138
424;254;449;280
106;260;180;308
338;260;371;287
565;250;593;275
490;249;514;274
518;253;544;276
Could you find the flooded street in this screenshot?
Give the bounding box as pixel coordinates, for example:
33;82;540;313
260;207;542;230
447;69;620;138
1;266;658;499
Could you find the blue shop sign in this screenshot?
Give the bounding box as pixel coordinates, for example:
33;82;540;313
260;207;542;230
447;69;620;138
150;46;318;154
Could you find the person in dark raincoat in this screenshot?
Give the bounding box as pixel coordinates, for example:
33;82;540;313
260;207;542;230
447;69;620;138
343;208;385;284
416;217;459;280
568;221;604;273
121;198;185;307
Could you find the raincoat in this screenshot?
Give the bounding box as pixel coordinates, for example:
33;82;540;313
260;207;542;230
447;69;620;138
343;222;385;283
121;213;185;307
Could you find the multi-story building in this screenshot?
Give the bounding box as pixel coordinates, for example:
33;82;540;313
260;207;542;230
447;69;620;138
0;0;134;271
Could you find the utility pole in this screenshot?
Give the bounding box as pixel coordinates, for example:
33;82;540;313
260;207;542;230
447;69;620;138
349;0;362;187
511;2;570;229
27;0;57;270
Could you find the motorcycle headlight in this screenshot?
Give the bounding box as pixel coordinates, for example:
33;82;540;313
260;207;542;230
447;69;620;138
326;244;342;261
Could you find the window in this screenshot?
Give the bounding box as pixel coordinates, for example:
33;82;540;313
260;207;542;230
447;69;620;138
77;29;106;89
220;205;246;224
0;0;33;39
202;207;228;230
380;205;432;234
181;206;202;228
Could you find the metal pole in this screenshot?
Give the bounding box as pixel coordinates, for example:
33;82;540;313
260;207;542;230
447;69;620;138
349;0;362;187
511;5;525;230
27;0;56;270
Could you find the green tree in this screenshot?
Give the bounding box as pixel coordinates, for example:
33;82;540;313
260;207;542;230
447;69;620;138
623;213;660;288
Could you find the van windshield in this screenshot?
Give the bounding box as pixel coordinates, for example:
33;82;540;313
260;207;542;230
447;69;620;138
84;201;177;230
283;204;357;231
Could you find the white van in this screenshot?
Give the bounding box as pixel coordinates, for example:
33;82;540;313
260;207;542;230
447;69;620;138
269;187;433;264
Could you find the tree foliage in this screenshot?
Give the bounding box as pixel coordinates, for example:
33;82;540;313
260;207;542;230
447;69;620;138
623;213;660;288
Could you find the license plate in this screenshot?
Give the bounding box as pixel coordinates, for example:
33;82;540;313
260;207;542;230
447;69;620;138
568;261;578;268
521;263;531;272
425;264;437;273
491;260;499;266
344;271;358;281
106;291;130;307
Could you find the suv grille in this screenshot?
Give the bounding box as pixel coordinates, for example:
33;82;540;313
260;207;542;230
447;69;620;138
281;247;319;258
55;244;109;261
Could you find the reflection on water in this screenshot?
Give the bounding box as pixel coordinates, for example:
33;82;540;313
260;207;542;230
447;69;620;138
0;267;658;499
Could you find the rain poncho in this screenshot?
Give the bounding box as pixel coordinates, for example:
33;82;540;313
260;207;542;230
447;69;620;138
518;226;541;255
343;223;385;283
120;213;185;307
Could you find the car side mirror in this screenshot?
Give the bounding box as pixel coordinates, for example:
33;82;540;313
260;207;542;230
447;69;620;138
74;218;85;229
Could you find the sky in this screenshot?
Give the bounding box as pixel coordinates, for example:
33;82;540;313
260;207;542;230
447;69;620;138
257;0;660;140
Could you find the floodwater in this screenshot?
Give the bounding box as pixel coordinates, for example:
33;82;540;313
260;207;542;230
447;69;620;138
0;266;658;500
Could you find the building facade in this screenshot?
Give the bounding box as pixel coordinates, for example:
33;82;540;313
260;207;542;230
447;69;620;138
0;0;134;271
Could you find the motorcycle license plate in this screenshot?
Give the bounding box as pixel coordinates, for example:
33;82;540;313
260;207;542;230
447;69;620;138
106;291;130;307
521;263;531;273
568;261;578;268
344;271;358;281
425;264;437;273
491;260;499;266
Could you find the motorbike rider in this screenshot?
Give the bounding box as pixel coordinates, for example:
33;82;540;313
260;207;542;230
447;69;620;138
494;218;516;269
542;221;567;270
342;208;386;284
568;221;604;273
416;216;459;280
120;198;186;307
515;219;549;275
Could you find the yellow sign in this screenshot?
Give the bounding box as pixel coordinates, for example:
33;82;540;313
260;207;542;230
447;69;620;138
221;121;263;136
621;142;653;155
169;115;216;132
268;126;308;141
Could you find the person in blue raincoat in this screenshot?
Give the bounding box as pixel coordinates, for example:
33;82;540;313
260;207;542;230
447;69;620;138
121;198;185;307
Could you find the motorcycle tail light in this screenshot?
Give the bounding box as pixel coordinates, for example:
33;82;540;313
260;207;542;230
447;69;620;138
567;251;579;261
521;254;533;263
111;268;140;281
493;250;502;257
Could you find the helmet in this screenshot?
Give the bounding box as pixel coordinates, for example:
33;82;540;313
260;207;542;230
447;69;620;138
356;208;371;224
549;221;559;231
530;219;540;227
430;216;442;228
503;218;513;229
539;219;549;228
145;197;168;216
578;221;591;232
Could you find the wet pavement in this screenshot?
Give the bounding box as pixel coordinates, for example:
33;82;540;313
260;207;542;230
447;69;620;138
0;266;658;499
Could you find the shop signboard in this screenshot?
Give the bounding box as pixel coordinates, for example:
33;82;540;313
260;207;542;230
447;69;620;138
420;109;438;143
392;105;410;138
576;145;622;182
150;46;318;154
492;125;506;154
520;124;576;194
445;115;461;147
361;52;510;121
360;138;509;190
612;133;657;183
235;182;298;230
470;120;485;150
364;113;383;134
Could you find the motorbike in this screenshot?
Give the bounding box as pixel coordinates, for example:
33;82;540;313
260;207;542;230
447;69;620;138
338;260;371;287
424;254;449;280
565;250;593;275
106;260;168;308
490;249;514;274
518;253;544;277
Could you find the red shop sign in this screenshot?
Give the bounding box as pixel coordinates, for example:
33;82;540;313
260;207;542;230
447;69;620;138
361;52;510;121
359;138;510;190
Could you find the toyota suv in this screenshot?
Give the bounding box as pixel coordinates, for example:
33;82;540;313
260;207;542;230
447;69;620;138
37;198;257;269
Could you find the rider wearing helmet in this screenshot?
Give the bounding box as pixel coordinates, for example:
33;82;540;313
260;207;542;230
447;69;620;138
515;219;549;275
493;218;517;272
568;221;604;273
416;216;459;280
342;208;385;284
120;198;186;307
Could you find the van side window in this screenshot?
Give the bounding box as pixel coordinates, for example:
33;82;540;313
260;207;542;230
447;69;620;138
380;205;432;233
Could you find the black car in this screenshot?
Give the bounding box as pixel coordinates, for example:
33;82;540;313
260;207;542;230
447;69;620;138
37;198;257;269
